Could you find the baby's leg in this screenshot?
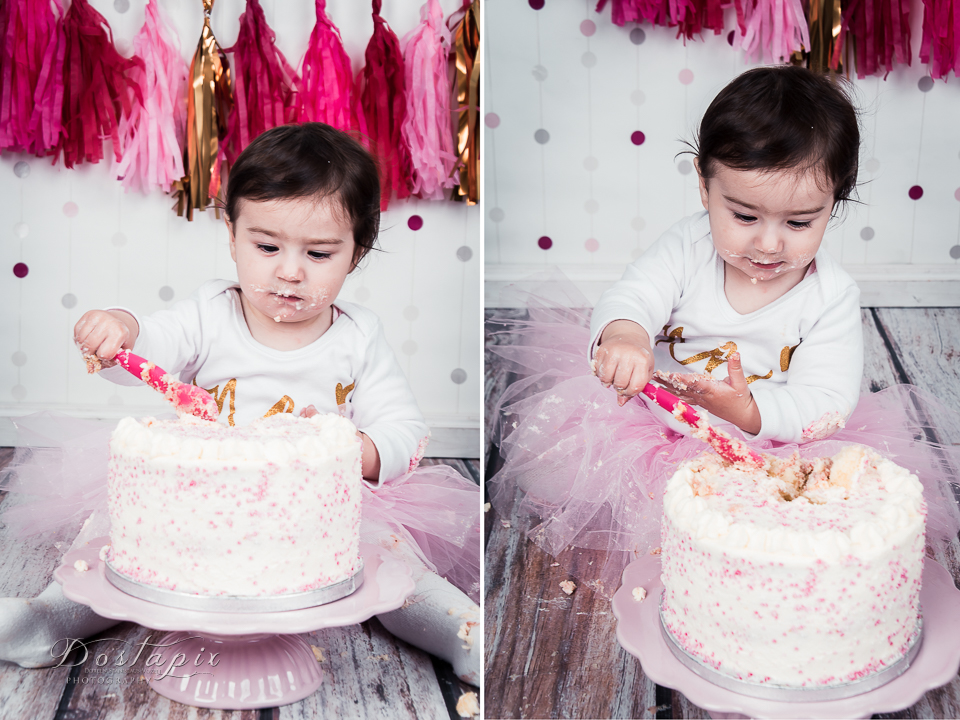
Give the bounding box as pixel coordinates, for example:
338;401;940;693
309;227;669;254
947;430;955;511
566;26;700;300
0;581;120;668
376;570;480;685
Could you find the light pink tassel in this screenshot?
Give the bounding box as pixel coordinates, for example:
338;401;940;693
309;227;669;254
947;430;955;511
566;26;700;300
733;0;810;63
400;0;457;200
114;0;187;192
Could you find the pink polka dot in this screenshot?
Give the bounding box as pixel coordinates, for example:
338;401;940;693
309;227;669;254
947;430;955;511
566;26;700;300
631;131;646;146
580;19;596;36
485;113;500;129
585;238;599;252
954;187;960;202
679;69;694;85
13;262;28;278
908;185;923;200
528;0;544;8
408;215;423;230
63;201;78;218
538;236;552;250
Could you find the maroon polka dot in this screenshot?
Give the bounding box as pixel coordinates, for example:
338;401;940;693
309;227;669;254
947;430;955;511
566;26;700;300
631;131;646;146
528;0;544;8
908;185;923;200
538;236;553;250
13;263;28;278
408;215;423;230
727;30;735;45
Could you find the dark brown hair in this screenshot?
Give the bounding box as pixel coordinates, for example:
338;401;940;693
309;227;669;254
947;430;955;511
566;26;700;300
225;123;381;265
694;66;860;209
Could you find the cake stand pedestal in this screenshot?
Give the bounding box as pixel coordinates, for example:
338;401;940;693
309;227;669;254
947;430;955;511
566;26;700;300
611;556;960;719
53;538;415;710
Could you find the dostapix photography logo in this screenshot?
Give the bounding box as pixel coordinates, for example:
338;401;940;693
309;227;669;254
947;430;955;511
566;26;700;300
51;634;221;682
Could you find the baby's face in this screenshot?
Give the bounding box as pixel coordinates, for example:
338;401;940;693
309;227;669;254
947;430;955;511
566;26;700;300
699;164;834;288
227;195;356;328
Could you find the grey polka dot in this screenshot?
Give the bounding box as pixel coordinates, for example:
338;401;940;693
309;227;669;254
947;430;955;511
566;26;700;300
11;351;26;367
860;226;875;241
402;339;418;355
354;286;371;302
534;129;550;144
631;216;646;232
112;231;127;247
584;199;599;214
159;286;175;301
630;89;646;106
584;156;599;172
581;52;597;68
630;247;643;260
918;76;934;92
532;65;548;82
630;28;646;45
114;0;129;11
108;394;124;406
677;160;693;175
11;384;26;401
450;368;467;385
951;245;960;260
62;293;77;309
457;246;473;262
13;161;30;178
864;158;880;174
489;208;505;223
13;222;28;239
403;305;419;321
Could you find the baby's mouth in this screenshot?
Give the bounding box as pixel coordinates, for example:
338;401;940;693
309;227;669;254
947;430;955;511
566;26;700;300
748;258;785;270
274;292;303;303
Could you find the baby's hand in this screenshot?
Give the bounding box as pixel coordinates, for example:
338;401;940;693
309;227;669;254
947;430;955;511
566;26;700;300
299;405;319;418
656;353;761;435
594;320;654;407
74;310;134;361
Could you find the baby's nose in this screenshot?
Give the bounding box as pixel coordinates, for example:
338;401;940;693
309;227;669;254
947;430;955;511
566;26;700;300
754;225;782;253
277;260;304;282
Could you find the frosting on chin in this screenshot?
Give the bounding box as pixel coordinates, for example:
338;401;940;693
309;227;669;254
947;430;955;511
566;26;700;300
107;413;363;597
660;445;926;687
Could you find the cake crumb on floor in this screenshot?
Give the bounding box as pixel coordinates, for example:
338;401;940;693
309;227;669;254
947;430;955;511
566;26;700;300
559;580;576;595
311;646;325;662
483;502;491;512
457;691;480;717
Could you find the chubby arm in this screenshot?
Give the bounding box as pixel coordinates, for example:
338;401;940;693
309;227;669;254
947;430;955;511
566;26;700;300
301;404;381;481
75;310;140;359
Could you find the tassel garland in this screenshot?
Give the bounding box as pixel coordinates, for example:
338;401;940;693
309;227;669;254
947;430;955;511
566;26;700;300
223;0;299;167
175;0;232;221
920;0;960;79
730;0;811;64
358;0;412;210
401;0;457;200
114;0;188;193
836;0;910;77
595;0;723;38
450;0;479;204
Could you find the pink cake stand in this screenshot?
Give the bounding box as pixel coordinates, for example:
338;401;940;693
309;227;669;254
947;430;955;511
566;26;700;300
54;538;415;710
611;555;960;719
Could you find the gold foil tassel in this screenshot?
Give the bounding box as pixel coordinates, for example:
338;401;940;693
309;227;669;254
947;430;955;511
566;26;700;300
805;0;844;73
174;0;233;220
451;0;479;205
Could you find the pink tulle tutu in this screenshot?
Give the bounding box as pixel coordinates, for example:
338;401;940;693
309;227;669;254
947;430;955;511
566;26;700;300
0;413;480;603
488;272;960;597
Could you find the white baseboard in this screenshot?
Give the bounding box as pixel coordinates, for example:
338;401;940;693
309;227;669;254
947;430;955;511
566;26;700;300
0;407;480;460
486;264;960;308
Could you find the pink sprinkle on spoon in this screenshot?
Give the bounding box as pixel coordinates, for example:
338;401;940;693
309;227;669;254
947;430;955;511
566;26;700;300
640;382;768;469
111;349;219;421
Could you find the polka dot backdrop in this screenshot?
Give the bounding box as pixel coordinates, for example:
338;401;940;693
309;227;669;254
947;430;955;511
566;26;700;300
485;0;960;305
0;0;480;456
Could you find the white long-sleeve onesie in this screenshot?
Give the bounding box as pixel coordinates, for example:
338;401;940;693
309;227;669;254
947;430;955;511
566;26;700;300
100;279;428;482
589;211;863;443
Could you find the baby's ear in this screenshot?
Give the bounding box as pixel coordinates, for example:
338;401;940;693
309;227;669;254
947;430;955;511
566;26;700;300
225;217;238;262
695;159;710;211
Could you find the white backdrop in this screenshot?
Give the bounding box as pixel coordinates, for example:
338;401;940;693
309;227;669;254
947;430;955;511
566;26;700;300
0;0;480;458
484;0;960;307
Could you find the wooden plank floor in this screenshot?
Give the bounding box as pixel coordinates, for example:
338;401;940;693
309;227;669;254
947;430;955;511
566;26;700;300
484;307;960;720
0;453;479;720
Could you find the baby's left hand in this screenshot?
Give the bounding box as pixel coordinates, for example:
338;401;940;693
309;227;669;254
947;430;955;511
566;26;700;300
656;352;761;435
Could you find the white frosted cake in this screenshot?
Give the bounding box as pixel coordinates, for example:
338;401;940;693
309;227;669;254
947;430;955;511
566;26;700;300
660;445;926;688
106;413;363;597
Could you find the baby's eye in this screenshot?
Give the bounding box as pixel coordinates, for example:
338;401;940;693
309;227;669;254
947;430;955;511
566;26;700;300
787;220;812;229
733;212;756;223
308;251;331;260
257;243;279;253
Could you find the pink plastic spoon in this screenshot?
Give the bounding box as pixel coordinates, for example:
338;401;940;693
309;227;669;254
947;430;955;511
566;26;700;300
112;349;219;421
640;382;768;469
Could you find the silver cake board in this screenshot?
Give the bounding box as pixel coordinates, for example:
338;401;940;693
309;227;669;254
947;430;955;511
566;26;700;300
658;600;924;702
105;560;364;613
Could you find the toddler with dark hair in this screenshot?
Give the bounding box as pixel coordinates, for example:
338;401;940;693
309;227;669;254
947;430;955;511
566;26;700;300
490;65;959;595
0;123;480;684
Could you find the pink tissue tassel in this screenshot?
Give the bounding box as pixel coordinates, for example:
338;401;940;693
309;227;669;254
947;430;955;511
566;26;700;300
114;0;188;193
358;0;412;210
595;0;723;38
400;0;457;200
296;0;365;137
222;0;299;167
0;0;66;155
730;0;811;63
920;0;960;79
836;0;911;77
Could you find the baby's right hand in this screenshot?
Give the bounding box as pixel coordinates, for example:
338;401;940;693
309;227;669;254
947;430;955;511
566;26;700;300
74;310;133;360
594;320;655;406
